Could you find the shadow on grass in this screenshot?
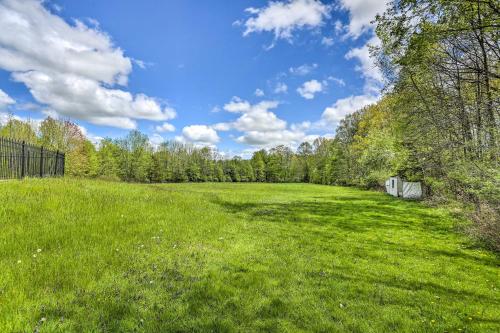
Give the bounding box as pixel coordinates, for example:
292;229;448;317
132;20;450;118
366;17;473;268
212;195;448;233
210;195;499;269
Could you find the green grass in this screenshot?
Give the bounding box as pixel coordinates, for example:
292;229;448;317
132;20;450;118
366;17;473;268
0;179;498;332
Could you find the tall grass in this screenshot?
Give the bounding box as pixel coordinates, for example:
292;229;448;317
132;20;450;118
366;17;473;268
0;179;498;332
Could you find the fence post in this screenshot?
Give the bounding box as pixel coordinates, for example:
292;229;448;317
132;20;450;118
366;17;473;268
21;141;26;179
40;146;44;178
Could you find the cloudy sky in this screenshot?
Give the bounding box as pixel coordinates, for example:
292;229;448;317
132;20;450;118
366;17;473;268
0;0;388;156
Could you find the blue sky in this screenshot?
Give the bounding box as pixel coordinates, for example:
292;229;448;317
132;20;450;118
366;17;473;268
0;0;388;156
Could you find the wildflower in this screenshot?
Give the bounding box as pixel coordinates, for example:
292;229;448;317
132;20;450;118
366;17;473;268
40;317;46;322
37;248;42;253
430;320;435;324
17;260;21;264
33;254;37;258
339;303;344;308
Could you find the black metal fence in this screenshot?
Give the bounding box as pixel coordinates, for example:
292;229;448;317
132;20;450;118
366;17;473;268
0;137;65;179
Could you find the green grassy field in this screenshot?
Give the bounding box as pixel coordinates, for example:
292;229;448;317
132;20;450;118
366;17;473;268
0;179;498;332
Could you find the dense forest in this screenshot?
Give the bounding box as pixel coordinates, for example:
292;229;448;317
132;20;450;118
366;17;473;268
0;0;498;249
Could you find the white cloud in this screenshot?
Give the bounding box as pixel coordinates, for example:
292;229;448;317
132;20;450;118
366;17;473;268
289;63;318;76
232;102;285;132
316;3;387;128
327;76;346;86
345;36;383;93
254;88;265;97
236;129;305;146
297;79;324;99
223;98;286;132
321;37;334;46
334;20;344;34
223;97;252;113
0;88;15;108
0;0;175;129
210;105;222;113
212;122;232;131
345;37;382;81
219;97;309;148
149;133;165;148
180;125;219;145
0;112;16;126
321;93;378;124
242;0;330;40
274;82;288;94
339;0;388;39
155;122;175;133
290;121;311;131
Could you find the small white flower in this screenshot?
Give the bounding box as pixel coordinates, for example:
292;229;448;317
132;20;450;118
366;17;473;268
17;260;22;264
37;249;42;253
40;317;46;322
33;254;37;258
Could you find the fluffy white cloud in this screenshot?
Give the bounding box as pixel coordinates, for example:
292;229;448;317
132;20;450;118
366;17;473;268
219;97;309;148
339;0;388;38
222;98;286;132
345;36;383;88
0;0;175;129
155;122;175;133
180;125;220;145
297;79;324;99
12;71;175;129
274;82;288;94
254;88;265;97
321;93;378;124
223;97;252;113
212;122;232;131
236;129;305;146
233;104;286;132
0;88;15;108
289;63;318;76
0;0;131;84
242;0;330;40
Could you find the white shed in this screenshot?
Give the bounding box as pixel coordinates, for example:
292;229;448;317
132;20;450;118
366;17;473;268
385;176;402;197
385;176;423;199
402;182;423;199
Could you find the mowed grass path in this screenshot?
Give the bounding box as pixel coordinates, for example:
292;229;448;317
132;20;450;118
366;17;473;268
0;179;498;332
